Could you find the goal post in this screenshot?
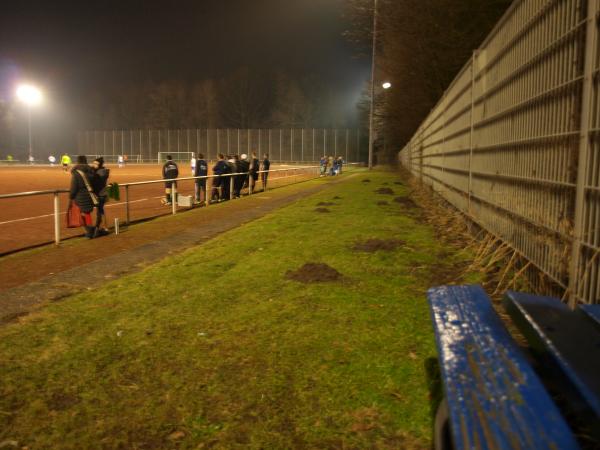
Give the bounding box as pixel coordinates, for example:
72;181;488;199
157;152;194;164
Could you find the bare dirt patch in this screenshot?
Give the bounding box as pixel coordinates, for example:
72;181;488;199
353;238;405;253
317;202;336;206
0;311;29;325
394;197;417;208
377;201;389;206
315;207;331;213
48;392;80;411
285;263;343;283
375;188;394;195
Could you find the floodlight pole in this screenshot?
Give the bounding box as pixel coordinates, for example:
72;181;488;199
368;0;378;170
27;105;33;161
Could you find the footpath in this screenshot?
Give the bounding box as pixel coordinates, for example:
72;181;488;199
0;175;355;324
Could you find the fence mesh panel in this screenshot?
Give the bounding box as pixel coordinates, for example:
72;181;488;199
399;0;600;305
78;128;363;164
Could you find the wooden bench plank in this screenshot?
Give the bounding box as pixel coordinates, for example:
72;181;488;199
504;292;600;436
579;304;600;330
428;285;579;450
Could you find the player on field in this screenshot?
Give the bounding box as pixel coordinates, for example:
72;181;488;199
48;155;56;166
190;154;197;176
118;155;124;168
61;154;72;171
162;155;179;205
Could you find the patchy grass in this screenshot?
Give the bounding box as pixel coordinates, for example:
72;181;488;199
0;170;478;449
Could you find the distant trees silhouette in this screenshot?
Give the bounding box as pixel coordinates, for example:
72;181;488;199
78;68;350;131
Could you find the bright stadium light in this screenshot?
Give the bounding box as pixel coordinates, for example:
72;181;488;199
16;84;43;162
16;84;43;106
382;82;391;89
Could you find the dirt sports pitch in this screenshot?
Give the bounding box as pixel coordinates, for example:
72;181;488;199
0;163;309;255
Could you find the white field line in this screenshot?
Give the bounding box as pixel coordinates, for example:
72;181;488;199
0;198;160;226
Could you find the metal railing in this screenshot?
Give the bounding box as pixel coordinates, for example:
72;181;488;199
0;189;67;245
0;165;335;253
118;165;321;224
398;0;600;305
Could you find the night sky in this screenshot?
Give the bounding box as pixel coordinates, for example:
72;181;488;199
0;0;369;139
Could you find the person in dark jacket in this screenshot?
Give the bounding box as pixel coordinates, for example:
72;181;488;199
194;153;208;203
162;155;179;205
91;157;110;236
222;155;234;200
261;154;271;190
212;153;228;202
249;151;259;192
235;154;249;197
69;155;97;238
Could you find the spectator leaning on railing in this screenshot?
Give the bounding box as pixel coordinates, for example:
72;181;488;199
91;157;110;236
69;155;97;239
261;154;270;190
194;153;208;203
161;155;179;205
211;153;228;202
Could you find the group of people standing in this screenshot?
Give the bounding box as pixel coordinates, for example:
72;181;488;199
320;156;344;176
162;152;271;205
69;155;111;239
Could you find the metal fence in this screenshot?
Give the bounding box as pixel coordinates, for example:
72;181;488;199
398;0;600;305
78;128;363;163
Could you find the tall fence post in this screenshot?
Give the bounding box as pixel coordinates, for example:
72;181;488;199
356;128;359;163
53;192;60;245
345;129;349;163
301;128;304;162
569;0;599;307
468;50;477;215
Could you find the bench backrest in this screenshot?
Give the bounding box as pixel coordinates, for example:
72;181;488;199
428;285;579;449
504;292;600;439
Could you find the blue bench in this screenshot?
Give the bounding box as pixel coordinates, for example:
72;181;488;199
504;292;600;442
427;285;580;450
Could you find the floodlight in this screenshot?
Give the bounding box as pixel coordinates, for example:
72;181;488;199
16;84;43;106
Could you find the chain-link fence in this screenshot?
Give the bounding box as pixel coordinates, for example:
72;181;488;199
399;0;600;305
78;128;363;164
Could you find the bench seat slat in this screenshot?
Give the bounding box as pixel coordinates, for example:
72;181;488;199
428;285;579;450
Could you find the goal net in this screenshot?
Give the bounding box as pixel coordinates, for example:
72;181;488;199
157;152;194;164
